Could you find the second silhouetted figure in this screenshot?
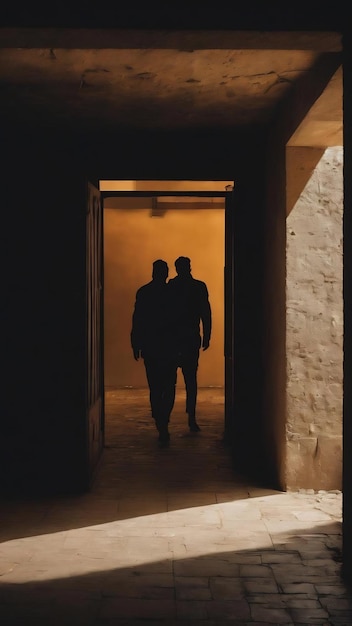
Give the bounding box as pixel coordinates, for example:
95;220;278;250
168;256;212;431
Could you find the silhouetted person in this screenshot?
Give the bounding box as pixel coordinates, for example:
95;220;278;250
168;256;212;432
131;260;176;444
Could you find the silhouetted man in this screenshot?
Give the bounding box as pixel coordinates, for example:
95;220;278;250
168;256;212;432
131;260;176;444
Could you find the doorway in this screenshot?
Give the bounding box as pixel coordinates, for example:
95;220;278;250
101;180;233;446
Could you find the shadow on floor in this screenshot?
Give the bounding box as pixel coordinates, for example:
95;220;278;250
0;520;347;625
0;389;350;625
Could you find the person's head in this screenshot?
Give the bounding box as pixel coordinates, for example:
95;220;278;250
152;259;169;282
175;256;191;277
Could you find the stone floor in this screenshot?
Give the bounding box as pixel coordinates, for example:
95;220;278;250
0;388;351;625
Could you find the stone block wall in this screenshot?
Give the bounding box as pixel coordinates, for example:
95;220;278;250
286;146;343;490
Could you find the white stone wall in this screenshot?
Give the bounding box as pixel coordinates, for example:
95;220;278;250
286;147;343;489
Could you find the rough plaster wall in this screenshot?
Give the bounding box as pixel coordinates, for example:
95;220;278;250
286;146;343;490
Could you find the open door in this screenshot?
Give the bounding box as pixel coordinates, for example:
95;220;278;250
224;189;235;441
86;181;104;482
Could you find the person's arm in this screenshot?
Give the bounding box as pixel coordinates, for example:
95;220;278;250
130;290;143;360
200;283;212;350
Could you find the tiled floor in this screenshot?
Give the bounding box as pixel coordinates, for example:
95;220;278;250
0;388;351;625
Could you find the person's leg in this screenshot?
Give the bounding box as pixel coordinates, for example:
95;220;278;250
150;359;177;444
144;358;168;443
181;350;200;431
161;358;177;423
143;358;158;418
145;358;173;443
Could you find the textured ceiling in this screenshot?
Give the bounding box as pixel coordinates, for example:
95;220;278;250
0;29;343;145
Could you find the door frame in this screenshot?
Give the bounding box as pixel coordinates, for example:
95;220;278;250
101;186;235;436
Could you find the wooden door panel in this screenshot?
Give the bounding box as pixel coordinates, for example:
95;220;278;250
86;181;104;477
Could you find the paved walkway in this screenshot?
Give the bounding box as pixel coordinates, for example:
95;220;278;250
0;388;351;625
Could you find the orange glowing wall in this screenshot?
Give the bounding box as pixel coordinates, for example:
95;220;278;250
104;198;225;388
